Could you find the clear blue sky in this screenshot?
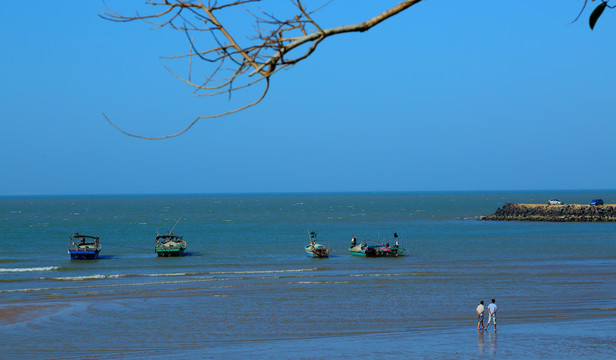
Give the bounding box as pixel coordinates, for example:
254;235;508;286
1;1;615;195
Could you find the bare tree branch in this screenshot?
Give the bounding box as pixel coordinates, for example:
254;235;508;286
103;77;270;140
101;1;424;139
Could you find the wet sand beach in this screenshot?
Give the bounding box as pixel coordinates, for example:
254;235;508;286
157;319;614;360
0;304;70;327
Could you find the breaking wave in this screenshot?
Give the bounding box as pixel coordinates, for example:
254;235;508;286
43;274;124;281
208;268;318;275
0;266;59;273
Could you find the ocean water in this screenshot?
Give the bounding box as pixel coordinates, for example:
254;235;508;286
1;192;615;359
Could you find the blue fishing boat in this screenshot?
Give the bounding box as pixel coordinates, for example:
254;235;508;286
68;233;101;260
305;231;331;258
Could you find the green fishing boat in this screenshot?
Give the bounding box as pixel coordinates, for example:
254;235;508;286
155;233;187;257
154;217;187;257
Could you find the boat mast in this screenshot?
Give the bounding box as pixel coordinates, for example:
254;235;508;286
169;216;182;234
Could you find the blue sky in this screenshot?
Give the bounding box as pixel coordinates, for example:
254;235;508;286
1;1;615;195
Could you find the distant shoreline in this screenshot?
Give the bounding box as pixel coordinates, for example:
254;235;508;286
482;203;616;222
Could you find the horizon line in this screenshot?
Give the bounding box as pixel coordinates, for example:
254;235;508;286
1;189;615;198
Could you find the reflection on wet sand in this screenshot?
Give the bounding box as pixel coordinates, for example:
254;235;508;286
477;330;485;353
488;331;497;355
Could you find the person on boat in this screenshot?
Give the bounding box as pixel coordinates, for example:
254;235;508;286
310;232;316;246
394;233;399;247
350;236;357;247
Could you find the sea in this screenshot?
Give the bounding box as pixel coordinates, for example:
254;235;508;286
1;192;615;359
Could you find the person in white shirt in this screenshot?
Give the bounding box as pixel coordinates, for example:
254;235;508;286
486;298;498;331
476;301;485;330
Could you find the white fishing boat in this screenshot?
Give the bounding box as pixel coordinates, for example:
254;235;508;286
305;231;331;258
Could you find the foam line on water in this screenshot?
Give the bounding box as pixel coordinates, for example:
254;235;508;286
0;266;59;273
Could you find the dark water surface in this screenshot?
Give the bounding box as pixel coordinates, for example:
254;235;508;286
1;192;615;359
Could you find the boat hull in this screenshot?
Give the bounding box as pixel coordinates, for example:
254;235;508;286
349;249;367;257
156;247;185;257
69;249;100;260
155;246;186;257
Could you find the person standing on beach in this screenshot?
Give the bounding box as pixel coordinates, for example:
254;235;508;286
476;301;485;330
486;299;497;331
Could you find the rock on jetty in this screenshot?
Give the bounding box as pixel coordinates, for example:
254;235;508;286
482;203;616;222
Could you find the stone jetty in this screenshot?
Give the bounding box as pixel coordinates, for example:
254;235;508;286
482;203;616;222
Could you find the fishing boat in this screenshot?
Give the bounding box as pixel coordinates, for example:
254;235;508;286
305;231;331;258
155;234;187;257
68;233;101;260
155;217;187;257
349;234;405;257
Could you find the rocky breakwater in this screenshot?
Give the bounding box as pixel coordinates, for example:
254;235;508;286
482;203;616;222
